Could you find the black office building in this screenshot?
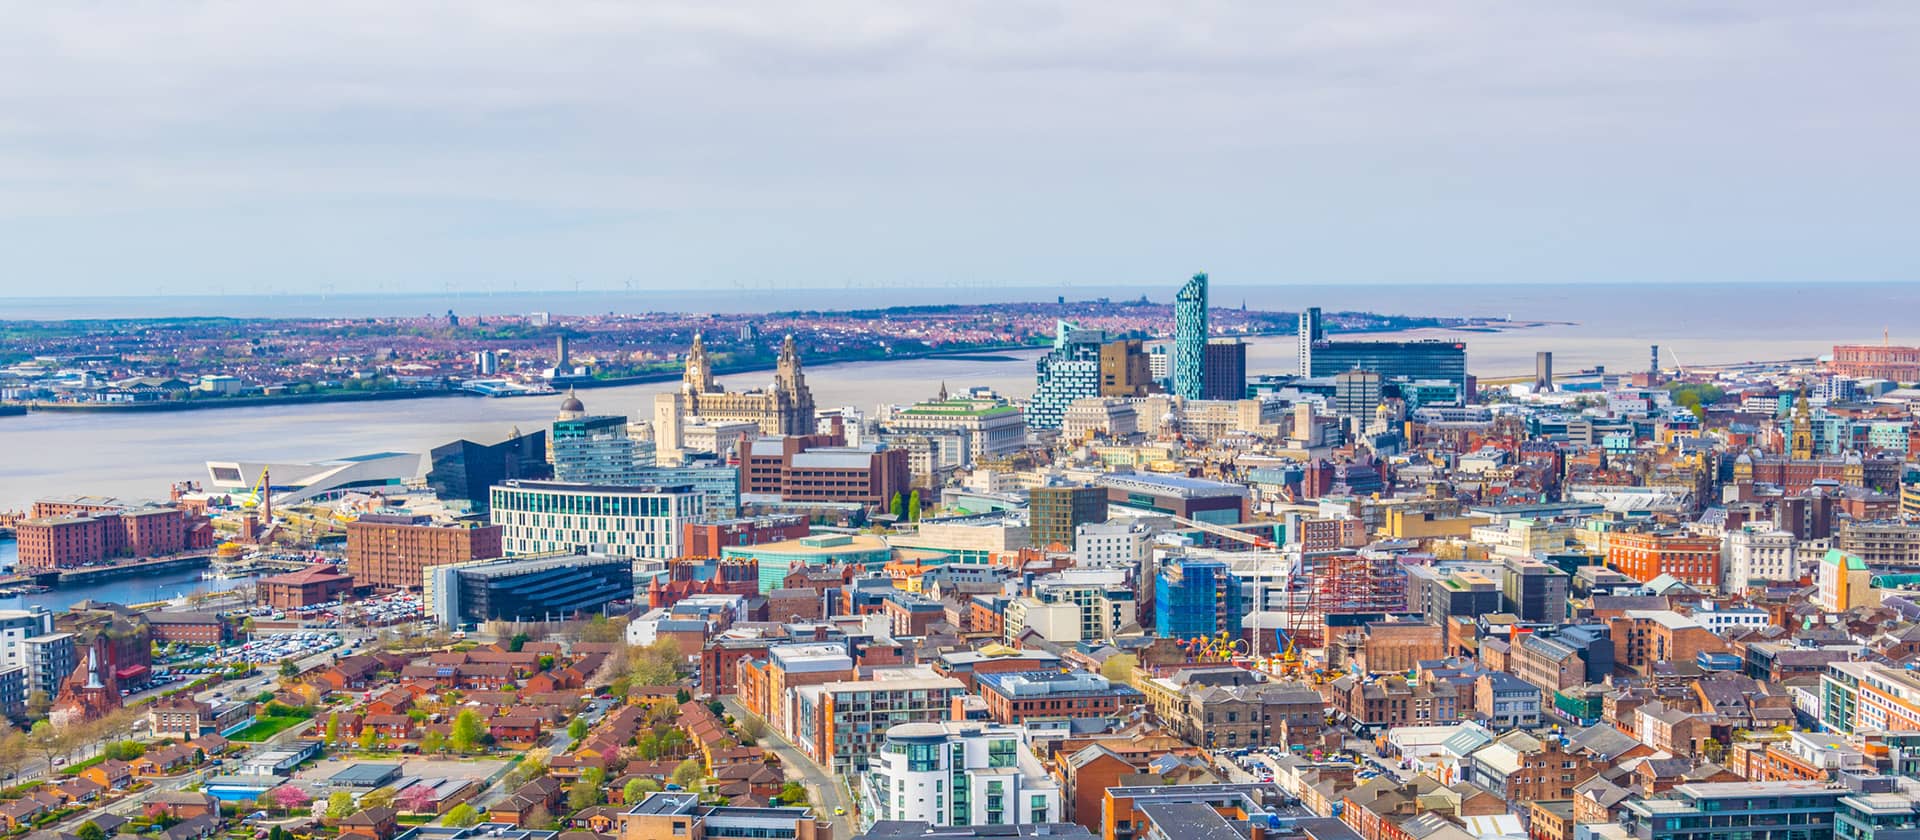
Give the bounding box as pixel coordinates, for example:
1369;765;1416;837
1201;341;1248;401
432;553;632;624
425;432;551;511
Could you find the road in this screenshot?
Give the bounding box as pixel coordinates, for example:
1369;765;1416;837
717;696;851;839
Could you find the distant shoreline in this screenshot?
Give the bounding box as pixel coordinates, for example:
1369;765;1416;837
1;320;1546;417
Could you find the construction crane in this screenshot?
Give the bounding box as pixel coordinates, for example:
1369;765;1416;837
1165;514;1276;549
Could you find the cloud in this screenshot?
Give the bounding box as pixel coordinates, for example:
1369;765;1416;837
0;1;1916;294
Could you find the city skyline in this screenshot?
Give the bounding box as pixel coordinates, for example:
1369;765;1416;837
4;3;1919;296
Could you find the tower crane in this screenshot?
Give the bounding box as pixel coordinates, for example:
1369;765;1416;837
1164;514;1276;549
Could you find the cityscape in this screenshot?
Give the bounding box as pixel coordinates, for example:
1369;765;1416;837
6;5;1920;840
2;269;1920;840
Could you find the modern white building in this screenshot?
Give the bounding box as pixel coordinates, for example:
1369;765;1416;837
1074;520;1152;570
489;480;704;560
205;451;425;504
1723;526;1797;591
1029;568;1137;642
861;721;1062;831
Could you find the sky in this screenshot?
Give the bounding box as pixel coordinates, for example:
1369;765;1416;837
1;1;1917;297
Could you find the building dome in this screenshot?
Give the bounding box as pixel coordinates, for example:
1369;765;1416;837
558;386;585;417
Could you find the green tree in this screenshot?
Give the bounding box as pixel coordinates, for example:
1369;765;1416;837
323;712;341;745
567;718;589;741
888;492;903;518
450;710;486;754
671;757;703;790
906;489;921;521
358;727;378;751
421;729;446;755
622;778;660;804
507;633;531;652
75;823;105;840
279;659;299;678
325;791;356;820
568;768;605;811
577;615;627;644
777;782;808;807
359;787;396;812
675;688;691;704
443;804;482;828
1099;653;1139;687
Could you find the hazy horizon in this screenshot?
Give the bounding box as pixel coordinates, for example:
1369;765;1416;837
3;3;1917;297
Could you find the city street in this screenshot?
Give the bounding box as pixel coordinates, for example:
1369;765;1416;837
717;696;851;838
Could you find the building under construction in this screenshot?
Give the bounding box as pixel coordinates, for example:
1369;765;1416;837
1274;551;1409;651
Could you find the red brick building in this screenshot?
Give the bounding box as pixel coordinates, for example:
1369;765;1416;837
741;435;910;509
144;612;229;645
259;564;355;609
1605;530;1722;588
682;515;810;558
345;515;502;590
1832;344;1920;381
975;669;1143;725
15;502;201;570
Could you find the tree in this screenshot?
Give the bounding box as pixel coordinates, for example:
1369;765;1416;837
279;659;300;679
360;787;397;812
26;720;66;774
1099;653;1139;687
889;492;903;518
567;778;603;811
0;724;28;782
631;637;683;686
398;785;435;814
507;633;531;652
525;805;556;831
674;688;691;704
578;615;626;644
736;715;766;743
777;782;808;807
359;727;378;751
1701;737;1725;762
25;691;50;720
671;757;703;790
325;791;356;820
568;718;589;741
75;823;105;840
241;617;256;637
906;490;921;521
271;785;313;812
538;654;556;671
622;778;660;804
450;710;486;754
324;712;341;745
421;729;446;755
443;804;482;828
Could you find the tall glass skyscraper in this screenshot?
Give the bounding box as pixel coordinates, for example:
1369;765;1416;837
1173;272;1208;400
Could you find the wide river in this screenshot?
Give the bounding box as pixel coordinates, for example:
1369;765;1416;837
4;282;1912;511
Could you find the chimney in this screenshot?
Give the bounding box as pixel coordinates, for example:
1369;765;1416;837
1251;823;1266;840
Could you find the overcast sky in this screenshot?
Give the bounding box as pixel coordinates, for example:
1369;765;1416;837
2;1;1916;297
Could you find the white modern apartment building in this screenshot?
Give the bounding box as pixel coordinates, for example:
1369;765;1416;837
1723;526;1797;591
1074;520;1152;570
489;480;704;560
861;721;1062;831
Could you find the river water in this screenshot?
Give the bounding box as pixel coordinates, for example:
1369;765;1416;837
0;538;255;610
3;282;1912;511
